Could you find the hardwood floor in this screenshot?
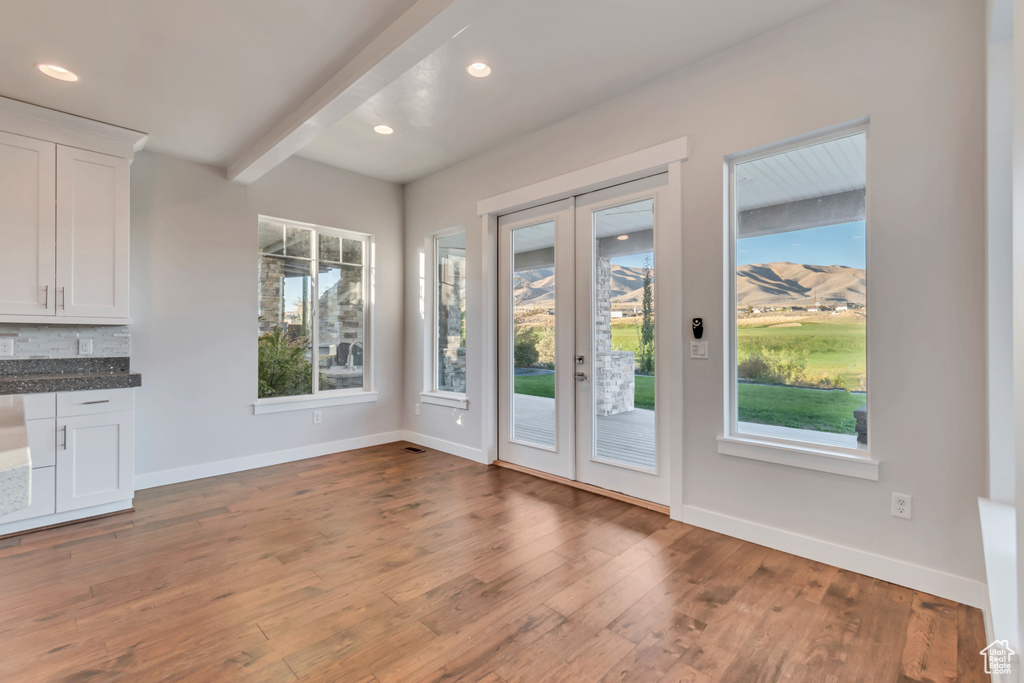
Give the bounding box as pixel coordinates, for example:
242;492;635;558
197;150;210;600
0;442;988;682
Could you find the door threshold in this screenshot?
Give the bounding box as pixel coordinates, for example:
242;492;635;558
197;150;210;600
493;459;669;515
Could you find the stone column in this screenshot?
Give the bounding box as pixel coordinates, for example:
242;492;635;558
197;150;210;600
594;257;635;416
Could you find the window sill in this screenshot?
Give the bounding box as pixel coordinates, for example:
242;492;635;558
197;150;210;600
253;392;378;414
420;392;468;410
717;434;879;481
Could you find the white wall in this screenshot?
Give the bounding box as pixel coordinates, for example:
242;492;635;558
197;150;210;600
130;152;404;481
403;0;988;589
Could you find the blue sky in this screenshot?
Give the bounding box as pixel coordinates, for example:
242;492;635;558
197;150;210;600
611;253;652;269
738;221;865;269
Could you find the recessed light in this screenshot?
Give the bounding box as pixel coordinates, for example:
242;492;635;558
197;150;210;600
36;64;79;82
467;62;491;78
374;125;394;135
617;235;629;241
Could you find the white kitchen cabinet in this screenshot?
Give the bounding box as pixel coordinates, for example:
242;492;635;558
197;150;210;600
0;97;145;324
0;467;55;525
0;131;55;316
56;147;131;319
55;410;134;513
0;388;135;535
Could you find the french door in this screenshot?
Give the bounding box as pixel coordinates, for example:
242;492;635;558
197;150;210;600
497;174;670;505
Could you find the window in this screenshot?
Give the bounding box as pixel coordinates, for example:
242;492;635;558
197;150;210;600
257;216;372;401
432;231;466;395
725;129;868;459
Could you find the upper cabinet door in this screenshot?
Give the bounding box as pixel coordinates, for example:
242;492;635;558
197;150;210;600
0;131;56;316
56;147;130;318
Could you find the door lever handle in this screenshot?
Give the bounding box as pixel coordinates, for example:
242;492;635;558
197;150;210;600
575;372;588;382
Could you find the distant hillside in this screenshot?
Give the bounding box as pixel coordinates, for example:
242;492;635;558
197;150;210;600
736;262;865;307
514;265;650;306
512;261;865;308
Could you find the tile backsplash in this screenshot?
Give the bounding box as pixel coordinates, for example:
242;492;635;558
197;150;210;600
0;324;130;359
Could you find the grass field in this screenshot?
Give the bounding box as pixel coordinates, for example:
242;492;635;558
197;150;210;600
737;320;865;388
514;372;862;433
738;383;864;434
514;373;655;410
514;318;865;433
611;319;866;388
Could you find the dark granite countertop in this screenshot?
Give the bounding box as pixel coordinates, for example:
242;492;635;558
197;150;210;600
0;358;142;395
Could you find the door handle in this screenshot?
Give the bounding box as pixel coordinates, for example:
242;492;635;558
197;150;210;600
60;287;66;310
43;285;48;309
575;372;588;382
60;425;67;450
82;400;110;405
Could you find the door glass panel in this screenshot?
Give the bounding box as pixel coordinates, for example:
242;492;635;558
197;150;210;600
591;199;656;471
511;221;557;448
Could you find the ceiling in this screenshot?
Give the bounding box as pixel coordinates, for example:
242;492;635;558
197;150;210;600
0;0;838;184
0;0;418;165
298;0;838;182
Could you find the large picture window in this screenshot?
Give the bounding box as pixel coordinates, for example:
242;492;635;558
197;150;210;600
434;231;466;394
258;216;371;400
728;129;867;452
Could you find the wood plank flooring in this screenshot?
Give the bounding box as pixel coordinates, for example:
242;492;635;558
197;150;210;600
0;442;989;682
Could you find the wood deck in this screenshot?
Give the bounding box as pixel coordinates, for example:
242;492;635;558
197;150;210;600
514;393;656;470
0;442;988;682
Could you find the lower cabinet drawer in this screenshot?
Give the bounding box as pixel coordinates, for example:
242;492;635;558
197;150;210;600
58;389;134;417
0;466;55;525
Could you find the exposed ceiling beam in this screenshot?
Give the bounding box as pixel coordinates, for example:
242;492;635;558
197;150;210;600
227;0;481;185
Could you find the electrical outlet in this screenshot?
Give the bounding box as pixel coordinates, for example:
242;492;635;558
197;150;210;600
78;338;93;355
312;410;322;425
0;339;12;357
414;403;420;416
891;493;912;520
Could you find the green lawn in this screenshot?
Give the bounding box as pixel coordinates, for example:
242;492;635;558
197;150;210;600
514;373;655;410
612;321;866;388
515;372;862;434
737;321;865;388
738;383;864;434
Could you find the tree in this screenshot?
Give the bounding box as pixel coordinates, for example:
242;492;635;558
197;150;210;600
512;272;542;368
636;256;655;375
258;326;313;397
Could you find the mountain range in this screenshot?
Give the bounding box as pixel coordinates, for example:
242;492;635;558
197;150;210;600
736;262;865;307
513;262;865;307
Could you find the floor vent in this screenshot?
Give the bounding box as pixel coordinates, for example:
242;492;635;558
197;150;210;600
403;446;427;454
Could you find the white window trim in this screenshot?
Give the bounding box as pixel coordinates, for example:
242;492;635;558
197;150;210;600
421;226;468;410
254;215;375;412
420;392;468;409
253;391;379;414
719;121;876;480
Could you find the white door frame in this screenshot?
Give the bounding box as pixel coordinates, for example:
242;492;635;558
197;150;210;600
478;137;688;518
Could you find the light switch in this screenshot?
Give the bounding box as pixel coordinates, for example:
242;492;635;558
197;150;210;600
689;340;708;359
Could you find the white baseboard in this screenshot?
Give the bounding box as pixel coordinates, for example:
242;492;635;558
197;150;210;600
398;430;489;464
134;431;404;490
679;504;987;609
